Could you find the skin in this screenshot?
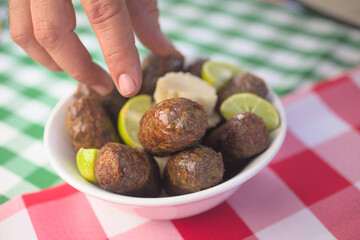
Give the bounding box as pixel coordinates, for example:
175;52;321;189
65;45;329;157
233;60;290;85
8;0;174;97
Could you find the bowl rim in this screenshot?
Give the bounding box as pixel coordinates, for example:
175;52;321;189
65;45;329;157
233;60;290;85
44;88;287;207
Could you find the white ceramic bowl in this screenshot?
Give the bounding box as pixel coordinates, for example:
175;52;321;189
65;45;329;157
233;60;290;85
44;88;286;220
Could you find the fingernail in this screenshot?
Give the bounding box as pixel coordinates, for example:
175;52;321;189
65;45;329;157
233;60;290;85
118;74;136;96
92;84;111;96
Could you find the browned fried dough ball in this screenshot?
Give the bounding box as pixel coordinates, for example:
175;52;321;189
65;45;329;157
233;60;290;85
139;50;184;95
186;58;208;78
164;145;224;196
74;83;101;99
139;98;208;156
102;86;128;125
74;83;127;128
94;142;161;197
206;112;269;162
65;90;120;151
218;73;269;107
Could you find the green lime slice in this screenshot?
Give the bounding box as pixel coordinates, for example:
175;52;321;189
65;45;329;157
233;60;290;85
220;93;280;131
201;61;243;91
76;148;98;183
118;94;152;147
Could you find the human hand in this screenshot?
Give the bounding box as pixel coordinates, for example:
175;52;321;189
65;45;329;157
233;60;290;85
9;0;174;97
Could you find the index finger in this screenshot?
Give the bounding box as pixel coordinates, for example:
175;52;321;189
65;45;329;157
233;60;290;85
30;0;114;95
82;0;141;97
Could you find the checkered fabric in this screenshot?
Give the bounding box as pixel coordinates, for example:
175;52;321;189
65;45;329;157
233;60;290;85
1;69;360;239
0;0;360;213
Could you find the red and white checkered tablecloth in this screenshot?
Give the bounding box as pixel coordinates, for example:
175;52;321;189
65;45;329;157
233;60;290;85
1;69;360;240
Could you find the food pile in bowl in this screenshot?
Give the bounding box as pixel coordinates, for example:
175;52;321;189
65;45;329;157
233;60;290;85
65;50;281;198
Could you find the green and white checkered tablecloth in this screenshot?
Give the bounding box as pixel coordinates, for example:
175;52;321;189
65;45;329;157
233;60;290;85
0;0;359;205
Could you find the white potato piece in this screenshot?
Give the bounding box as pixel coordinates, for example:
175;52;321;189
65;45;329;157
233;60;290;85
154;156;171;177
154;72;220;127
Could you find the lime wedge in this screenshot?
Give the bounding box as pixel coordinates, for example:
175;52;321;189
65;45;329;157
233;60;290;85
220;93;280;131
202;61;243;91
118;94;152;147
76;148;98;183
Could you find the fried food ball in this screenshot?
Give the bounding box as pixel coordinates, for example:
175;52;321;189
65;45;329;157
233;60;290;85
164;145;224;196
102;86;128;125
139;50;184;95
139;98;208;156
206;112;269;162
74;83;127;126
186;58;208;78
218;73;269;108
94;142;161;197
65;91;120;151
74;83;101;99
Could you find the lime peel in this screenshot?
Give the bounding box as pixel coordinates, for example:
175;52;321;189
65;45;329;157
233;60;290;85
220;93;280;131
76;148;98;183
201;61;243;92
118;94;152;147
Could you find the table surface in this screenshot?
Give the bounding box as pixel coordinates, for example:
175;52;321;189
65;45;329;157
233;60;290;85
1;70;360;239
0;0;360;227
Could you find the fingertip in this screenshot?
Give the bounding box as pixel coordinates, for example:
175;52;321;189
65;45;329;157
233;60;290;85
155;34;175;56
140;31;175;57
91;68;114;96
117;73;140;97
92;84;113;96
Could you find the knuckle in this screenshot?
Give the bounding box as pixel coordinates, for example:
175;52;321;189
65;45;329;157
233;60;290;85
33;20;61;49
143;0;158;15
130;0;158;17
85;0;125;25
72;72;87;83
10;27;34;47
71;60;94;82
104;49;124;63
71;69;89;83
